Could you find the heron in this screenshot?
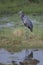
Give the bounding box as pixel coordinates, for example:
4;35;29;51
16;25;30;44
19;11;33;32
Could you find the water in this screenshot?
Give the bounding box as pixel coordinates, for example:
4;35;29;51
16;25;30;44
0;48;43;65
0;16;15;28
0;15;43;28
0;22;14;28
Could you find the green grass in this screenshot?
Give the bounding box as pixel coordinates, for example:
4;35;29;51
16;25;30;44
0;0;43;16
0;26;43;52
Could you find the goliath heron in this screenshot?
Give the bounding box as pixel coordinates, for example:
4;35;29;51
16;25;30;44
19;11;33;32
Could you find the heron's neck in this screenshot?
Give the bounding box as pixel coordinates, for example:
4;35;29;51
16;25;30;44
21;14;24;21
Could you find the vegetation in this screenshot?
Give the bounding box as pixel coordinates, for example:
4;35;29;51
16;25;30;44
0;0;43;16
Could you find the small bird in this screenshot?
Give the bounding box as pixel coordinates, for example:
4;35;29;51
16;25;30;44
19;11;33;32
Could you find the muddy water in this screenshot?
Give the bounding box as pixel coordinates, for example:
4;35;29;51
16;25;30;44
0;48;43;65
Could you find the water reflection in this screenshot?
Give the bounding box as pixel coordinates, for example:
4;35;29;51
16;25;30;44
19;50;39;65
0;48;43;65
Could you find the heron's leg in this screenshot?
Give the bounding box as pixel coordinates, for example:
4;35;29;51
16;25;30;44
25;27;29;40
25;48;29;60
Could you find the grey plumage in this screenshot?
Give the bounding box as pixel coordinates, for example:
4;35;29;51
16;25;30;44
19;11;33;32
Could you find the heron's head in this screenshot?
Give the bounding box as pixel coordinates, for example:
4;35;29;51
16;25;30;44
18;11;24;17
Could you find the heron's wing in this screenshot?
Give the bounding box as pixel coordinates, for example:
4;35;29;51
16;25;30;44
23;15;33;28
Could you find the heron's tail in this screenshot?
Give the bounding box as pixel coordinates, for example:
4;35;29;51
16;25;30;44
28;26;33;32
